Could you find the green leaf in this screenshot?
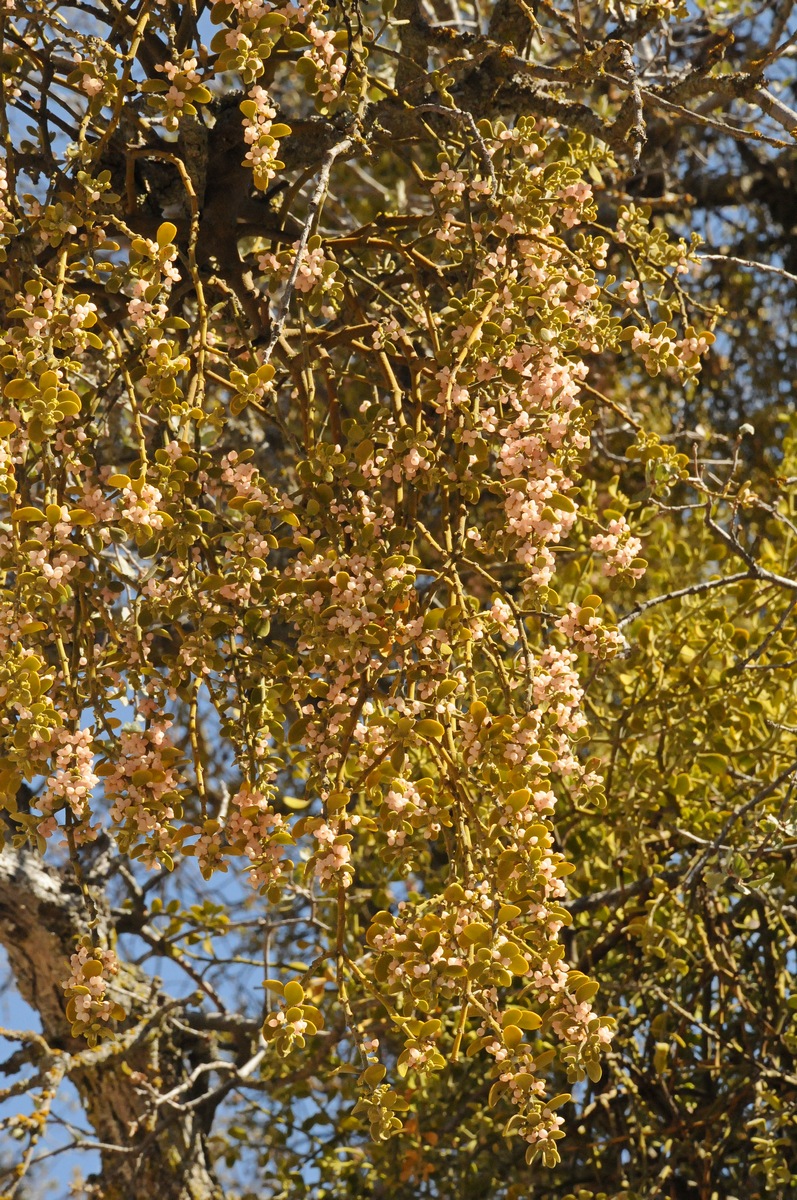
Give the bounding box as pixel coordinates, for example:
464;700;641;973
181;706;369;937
157;222;178;248
415;719;445;740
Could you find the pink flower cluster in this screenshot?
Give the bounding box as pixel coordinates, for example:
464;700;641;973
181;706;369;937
27;514;79;591
258;240;335;296
554;603;625;659
121;480;166;530
590;515;645;579
62;944;120;1026
381;777;442;852
225;785;289;891
242;85;284;190
104;720;182;867
126;237;179;331
312;821;352;884
302;23;346;104
36;727;99;842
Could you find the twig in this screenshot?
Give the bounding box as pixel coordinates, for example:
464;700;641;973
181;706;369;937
580;380;642;431
617;573;750;628
699;253;797;286
414;103;498;192
704;509;797;595
684;759;797;891
259;138;353;365
735;595;797;671
753;86;797;134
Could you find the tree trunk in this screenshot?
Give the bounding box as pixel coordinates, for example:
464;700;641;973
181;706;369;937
0;843;224;1199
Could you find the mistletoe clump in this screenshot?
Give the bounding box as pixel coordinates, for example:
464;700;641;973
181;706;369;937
14;0;792;1194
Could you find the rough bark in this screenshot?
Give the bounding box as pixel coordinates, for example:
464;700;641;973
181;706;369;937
0;843;223;1200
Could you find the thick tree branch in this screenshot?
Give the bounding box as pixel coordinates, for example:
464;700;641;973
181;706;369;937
0;844;223;1200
